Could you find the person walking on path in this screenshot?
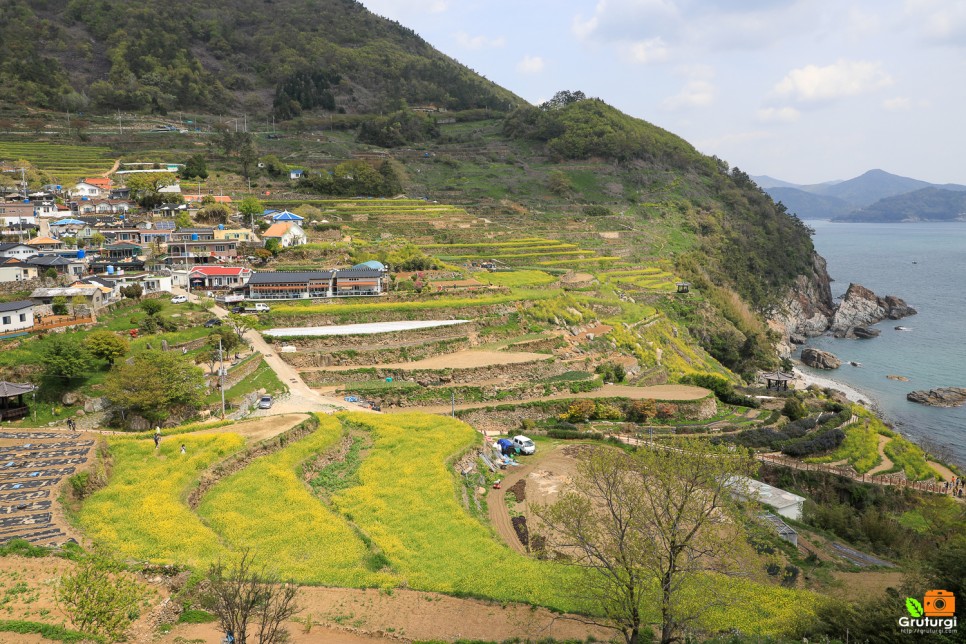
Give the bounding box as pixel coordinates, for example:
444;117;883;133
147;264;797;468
180;444;186;455
153;433;160;449
66;418;75;431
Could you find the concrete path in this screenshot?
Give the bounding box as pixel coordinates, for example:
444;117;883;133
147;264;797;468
174;288;362;414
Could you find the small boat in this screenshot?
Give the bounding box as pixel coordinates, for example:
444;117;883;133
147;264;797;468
895;326;911;331
849;361;862;367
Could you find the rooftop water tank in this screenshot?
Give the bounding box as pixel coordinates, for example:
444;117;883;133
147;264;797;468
218;224;224;230
106;265;115;275
77;249;86;259
191;233;199;241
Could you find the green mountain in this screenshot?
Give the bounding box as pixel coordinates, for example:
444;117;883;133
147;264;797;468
836;187;966;222
766;187;852;220
1;0;522;115
0;2;819;375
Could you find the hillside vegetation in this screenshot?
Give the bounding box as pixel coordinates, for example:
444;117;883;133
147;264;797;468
2;0;521;114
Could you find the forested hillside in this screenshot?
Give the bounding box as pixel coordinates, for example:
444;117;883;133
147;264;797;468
1;0;521;114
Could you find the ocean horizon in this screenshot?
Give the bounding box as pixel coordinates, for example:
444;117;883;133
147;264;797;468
799;220;966;469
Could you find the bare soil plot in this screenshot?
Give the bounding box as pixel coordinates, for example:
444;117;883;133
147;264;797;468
195;413;309;442
305;350;554;372
0;556;614;643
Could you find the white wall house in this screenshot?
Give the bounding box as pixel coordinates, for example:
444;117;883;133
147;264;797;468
0;300;34;334
72;181;103;198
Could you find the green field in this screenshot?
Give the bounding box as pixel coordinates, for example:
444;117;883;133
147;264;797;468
0;141;114;183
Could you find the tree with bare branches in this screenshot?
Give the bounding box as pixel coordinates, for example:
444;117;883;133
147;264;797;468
534;439;760;644
202;550;301;644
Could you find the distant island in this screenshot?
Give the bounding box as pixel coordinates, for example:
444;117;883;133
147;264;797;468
753;169;966;222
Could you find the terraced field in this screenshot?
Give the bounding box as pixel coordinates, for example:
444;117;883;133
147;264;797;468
72;411;821;636
0;141;114;183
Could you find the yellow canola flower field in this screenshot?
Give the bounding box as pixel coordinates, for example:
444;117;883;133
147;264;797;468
197;416;391;587
333;412;580;611
77;433;246;566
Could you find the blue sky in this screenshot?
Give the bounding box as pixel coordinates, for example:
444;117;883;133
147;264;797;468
360;0;966;185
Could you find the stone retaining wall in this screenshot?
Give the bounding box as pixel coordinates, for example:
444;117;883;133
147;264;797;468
269;303;518;327
458;395;717;434
264;322;477;349
302;358;569;388
279;336;473;368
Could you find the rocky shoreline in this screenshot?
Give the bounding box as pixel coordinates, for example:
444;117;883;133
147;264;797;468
772;251;917;363
907;387;966;408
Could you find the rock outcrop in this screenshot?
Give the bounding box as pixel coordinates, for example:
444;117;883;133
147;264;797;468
830;283;917;338
906;387;966;408
801;348;841;370
852;326;881;339
771;252;836;355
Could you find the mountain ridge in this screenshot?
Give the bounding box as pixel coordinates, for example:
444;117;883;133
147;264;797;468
756;169;966;220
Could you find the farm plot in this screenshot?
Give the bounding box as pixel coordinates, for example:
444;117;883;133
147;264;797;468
0;142;114;183
76;433;246;566
0;430;94;545
307;349;555;371
601;266;680;291
197;415;390;587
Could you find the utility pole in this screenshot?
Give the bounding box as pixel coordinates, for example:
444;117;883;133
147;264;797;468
118;110;122;135
451;391;455;417
219;336;226;419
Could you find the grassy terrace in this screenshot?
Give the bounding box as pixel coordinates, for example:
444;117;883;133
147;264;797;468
0;141;114;182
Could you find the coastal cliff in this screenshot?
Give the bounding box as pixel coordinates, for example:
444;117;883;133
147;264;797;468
770;252;835;354
770;252;916;353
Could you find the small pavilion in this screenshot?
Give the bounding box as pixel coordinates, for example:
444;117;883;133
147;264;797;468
676;281;691;293
0;381;36;421
761;371;794;391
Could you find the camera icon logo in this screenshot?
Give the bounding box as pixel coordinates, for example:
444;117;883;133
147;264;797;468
924;590;956;617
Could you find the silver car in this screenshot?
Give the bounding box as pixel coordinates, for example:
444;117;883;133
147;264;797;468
257;395;273;409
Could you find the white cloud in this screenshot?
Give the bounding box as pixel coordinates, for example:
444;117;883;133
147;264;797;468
882;97;912;111
773;59;893;103
905;0;966;46
623;38;670;64
361;0;448;20
454;32;505;50
572;0;679;42
517;55;545;74
757;107;801;122
662;80;714;110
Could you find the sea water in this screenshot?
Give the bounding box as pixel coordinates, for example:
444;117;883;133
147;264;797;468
801;221;966;467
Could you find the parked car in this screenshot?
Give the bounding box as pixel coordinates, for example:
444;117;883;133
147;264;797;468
170;295;188;304
230;305;245;314
203;318;222;328
257;395;273;409
511;435;536;455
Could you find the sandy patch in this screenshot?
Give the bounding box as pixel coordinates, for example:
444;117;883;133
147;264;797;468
195;413;309;442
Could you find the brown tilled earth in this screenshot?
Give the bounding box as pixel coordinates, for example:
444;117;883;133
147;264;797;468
0;555;616;643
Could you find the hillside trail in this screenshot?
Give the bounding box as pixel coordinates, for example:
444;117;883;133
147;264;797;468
868;434;895;475
101;157;121;177
175;288;366;414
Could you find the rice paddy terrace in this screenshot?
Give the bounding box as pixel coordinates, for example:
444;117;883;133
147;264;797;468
0;141;115;184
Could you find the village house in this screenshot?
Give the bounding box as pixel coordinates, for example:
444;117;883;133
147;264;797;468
0;201;57;225
71;180;106;198
0;300;34;334
262;222;307;248
24;255;86;278
166;239;238;266
30;285;109;310
214;228;259;243
26;236;65;252
0;258;38;283
0;243;39;260
101;242;143;261
240;267;387;301
188;266;253;291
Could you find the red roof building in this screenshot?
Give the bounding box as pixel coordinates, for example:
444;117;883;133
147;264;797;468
188;266;253;290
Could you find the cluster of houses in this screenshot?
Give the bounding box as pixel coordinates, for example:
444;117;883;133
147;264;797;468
0;171;383;337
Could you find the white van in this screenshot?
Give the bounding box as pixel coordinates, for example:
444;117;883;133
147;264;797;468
511;435;536;455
